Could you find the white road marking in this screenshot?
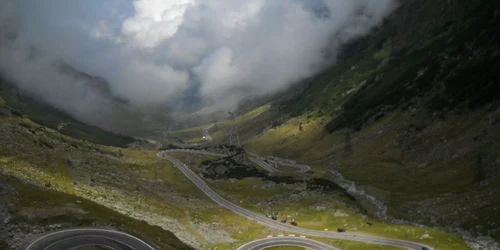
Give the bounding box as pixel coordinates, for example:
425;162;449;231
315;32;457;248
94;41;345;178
26;229;154;250
43;235;134;250
68;244;114;250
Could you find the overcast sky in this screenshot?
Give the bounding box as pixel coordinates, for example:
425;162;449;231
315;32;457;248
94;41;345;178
0;0;395;124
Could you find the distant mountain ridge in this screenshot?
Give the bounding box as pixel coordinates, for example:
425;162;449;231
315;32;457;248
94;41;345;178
56;62;130;105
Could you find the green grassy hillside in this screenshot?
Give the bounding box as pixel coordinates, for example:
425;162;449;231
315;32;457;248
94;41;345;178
2;0;499;249
186;0;500;245
0;79;135;147
0;174;193;250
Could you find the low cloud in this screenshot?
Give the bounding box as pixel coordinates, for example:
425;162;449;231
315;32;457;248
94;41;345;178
0;0;395;131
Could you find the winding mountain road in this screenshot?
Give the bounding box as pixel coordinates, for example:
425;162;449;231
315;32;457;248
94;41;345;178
236;236;340;250
248;157;281;173
270;160;311;173
163;125;214;148
163;125;310;173
162;148;310;174
158;150;434;250
23;228;155;250
247;152;311;173
24;125;433;250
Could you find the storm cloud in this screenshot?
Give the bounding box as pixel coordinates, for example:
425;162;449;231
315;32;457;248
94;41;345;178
0;0;395;128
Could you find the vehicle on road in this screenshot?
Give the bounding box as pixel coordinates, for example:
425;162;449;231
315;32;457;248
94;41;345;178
337;228;346;233
268;212;279;221
280;216;288;223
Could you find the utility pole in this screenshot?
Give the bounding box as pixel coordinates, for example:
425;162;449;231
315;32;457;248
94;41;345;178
475;152;485;185
234;122;241;147
344;132;353;157
229;112;234;146
228;111;240;147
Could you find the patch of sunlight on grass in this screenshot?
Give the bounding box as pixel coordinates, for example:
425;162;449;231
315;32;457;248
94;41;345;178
202;173;469;250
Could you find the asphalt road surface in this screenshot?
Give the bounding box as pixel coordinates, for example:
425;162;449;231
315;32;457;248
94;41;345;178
159;150;435;250
164;148;309;174
247;152;311;173
269;160;311;173
163;126;309;173
23;228;155;250
237;236;340;250
248;157;281;173
163;125;214;148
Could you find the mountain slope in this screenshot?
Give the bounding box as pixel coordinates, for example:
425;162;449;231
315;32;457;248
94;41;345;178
0;174;194;250
0;99;196;248
229;0;500;247
0;78;135;147
1;104;255;249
